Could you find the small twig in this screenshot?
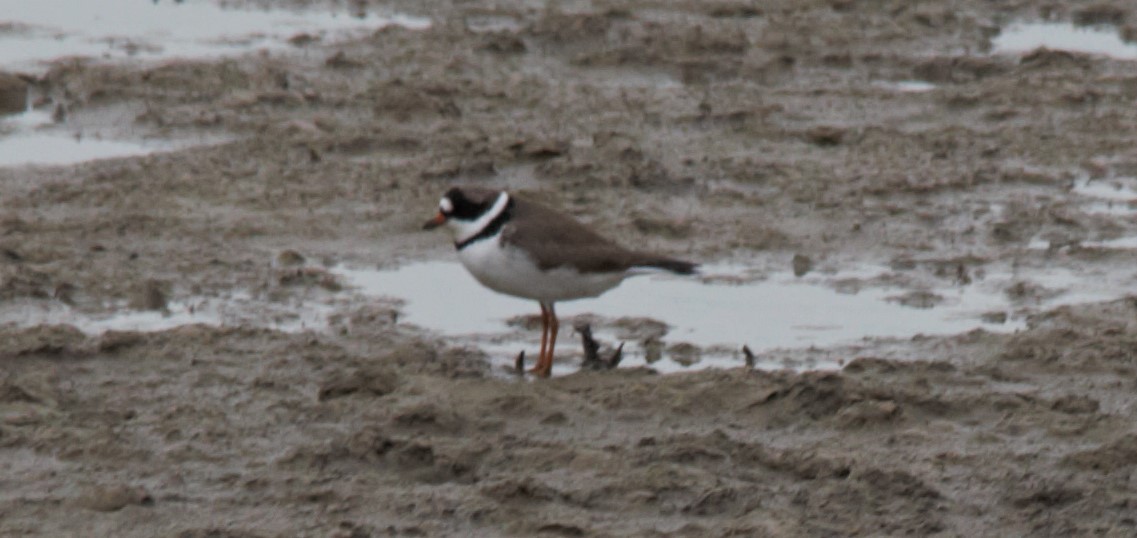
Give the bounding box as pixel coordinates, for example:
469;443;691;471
742;345;755;368
514;350;526;376
577;323;623;370
577;323;602;370
608;342;624;369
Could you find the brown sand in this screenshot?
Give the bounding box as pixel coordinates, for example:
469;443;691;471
2;0;1137;535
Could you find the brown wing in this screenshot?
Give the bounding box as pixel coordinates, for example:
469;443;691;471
501;196;650;274
500;193;699;274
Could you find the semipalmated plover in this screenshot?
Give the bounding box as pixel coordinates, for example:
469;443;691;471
423;186;696;377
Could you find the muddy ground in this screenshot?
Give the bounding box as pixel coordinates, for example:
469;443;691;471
2;0;1137;536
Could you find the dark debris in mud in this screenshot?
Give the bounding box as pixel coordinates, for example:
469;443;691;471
575;322;624;371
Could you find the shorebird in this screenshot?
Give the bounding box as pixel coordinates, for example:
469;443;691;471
423;186;696;377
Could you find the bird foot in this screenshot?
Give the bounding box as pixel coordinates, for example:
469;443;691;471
526;365;552;378
515;350;552;378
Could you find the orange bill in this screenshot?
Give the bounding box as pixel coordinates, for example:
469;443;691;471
422;212;447;230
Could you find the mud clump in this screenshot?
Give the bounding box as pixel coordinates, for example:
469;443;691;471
0;72;27;115
129;279;169;311
317;367;399;401
75;485;153;512
0;325;87;357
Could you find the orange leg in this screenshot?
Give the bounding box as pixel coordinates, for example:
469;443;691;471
541;303;558;378
529;303;551;376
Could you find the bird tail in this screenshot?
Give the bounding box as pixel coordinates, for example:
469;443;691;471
635;256;698;275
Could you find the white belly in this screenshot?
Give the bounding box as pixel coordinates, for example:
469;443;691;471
456;236;627;303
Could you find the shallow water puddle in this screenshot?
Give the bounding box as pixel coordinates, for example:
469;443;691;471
0;292;333;336
1026;176;1137;249
339;261;1137;374
4;259;1131;374
1072;177;1137;215
879;80;937;93
0;108;226;167
0;131;168;167
0;0;430;70
1074;177;1137;201
341;262;1014;343
992;22;1137;59
337;261;1074;373
0;0;424;166
464;14;523;33
1082;236;1137;250
1026;236;1137;250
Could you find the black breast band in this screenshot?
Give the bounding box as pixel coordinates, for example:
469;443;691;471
455;199;514;250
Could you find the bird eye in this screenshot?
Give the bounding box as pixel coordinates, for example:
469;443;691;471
439;197;454;214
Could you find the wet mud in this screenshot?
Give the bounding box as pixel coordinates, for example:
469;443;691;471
3;0;1137;535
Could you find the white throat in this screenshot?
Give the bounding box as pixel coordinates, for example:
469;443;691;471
449;191;510;244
